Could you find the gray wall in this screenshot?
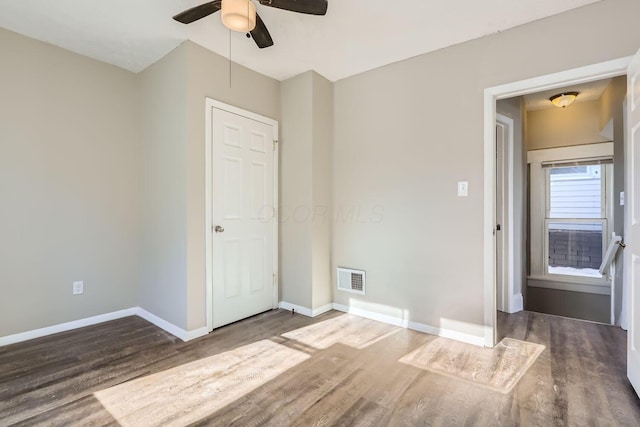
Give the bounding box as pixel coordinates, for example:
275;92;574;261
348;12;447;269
527;100;610;150
137;45;189;329
332;0;640;339
280;71;333;311
3;0;639;341
0;32;281;337
184;41;281;330
0;33;281;336
280;72;313;308
0;28;139;336
311;72;334;310
137;41;281;331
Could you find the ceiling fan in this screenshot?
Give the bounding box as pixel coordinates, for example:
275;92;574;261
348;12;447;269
173;0;328;49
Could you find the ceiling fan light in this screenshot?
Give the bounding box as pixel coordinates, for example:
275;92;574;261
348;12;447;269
549;92;579;108
221;0;256;32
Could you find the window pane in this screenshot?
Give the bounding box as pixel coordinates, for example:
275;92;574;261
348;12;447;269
549;165;602;218
547;222;603;278
550;166;587;175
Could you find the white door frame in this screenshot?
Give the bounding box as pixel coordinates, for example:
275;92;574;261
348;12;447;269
496;113;515;314
205;98;280;332
483;56;632;347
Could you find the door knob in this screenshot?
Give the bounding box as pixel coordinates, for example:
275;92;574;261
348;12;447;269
214;225;225;233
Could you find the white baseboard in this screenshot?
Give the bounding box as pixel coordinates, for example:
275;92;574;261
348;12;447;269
279;301;313;317
135;308;209;342
278;301;334;318
0;307;138;347
3;302;485;348
510;293;524;313
312;303;334;317
332;303;409;327
332;303;485;347
0;307;209;347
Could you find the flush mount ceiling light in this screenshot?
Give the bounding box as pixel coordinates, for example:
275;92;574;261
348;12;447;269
549;92;579;108
221;0;256;32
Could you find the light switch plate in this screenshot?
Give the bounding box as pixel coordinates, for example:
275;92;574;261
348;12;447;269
457;181;469;197
73;281;84;295
620;191;625;206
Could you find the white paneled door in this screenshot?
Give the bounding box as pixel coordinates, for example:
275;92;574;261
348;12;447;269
627;49;640;395
212;107;276;329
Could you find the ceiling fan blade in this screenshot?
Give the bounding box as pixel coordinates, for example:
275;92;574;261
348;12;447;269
258;0;327;15
250;14;274;49
173;0;222;24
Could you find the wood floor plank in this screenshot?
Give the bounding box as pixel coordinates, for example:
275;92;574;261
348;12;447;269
0;325;175;399
332;398;388;427
193;343;365;426
11;394;118;427
292;368;376;427
1;309;639;426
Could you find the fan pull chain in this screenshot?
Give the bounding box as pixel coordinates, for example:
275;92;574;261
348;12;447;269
229;28;232;88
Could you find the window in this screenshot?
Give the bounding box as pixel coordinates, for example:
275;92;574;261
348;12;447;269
527;144;614;293
544;163;609;279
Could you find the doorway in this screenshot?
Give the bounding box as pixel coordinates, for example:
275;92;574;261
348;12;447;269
483;56;633;347
205;99;279;331
493;74;628;328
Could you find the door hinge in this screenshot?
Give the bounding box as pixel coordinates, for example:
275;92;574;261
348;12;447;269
272;273;277;285
273;140;279;150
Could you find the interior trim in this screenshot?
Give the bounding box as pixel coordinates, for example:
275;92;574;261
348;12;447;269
331;303;486;347
0;307;209;347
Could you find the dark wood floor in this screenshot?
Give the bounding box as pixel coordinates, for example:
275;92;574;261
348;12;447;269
1;309;639;426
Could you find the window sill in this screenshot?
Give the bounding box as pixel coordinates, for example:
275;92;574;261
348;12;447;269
527;275;611;295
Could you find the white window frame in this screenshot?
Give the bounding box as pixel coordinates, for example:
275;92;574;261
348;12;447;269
527;143;614;292
543;163;611;283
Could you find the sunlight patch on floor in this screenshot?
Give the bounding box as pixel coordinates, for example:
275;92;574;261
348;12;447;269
282;314;400;350
399;337;545;393
93;340;309;426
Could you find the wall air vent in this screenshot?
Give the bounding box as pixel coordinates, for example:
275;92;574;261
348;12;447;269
337;267;366;295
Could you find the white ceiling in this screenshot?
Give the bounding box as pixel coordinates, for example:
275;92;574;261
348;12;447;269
0;0;601;82
523;78;612;111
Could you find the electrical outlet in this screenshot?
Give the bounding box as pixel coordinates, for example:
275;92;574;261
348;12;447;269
73;281;84;295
